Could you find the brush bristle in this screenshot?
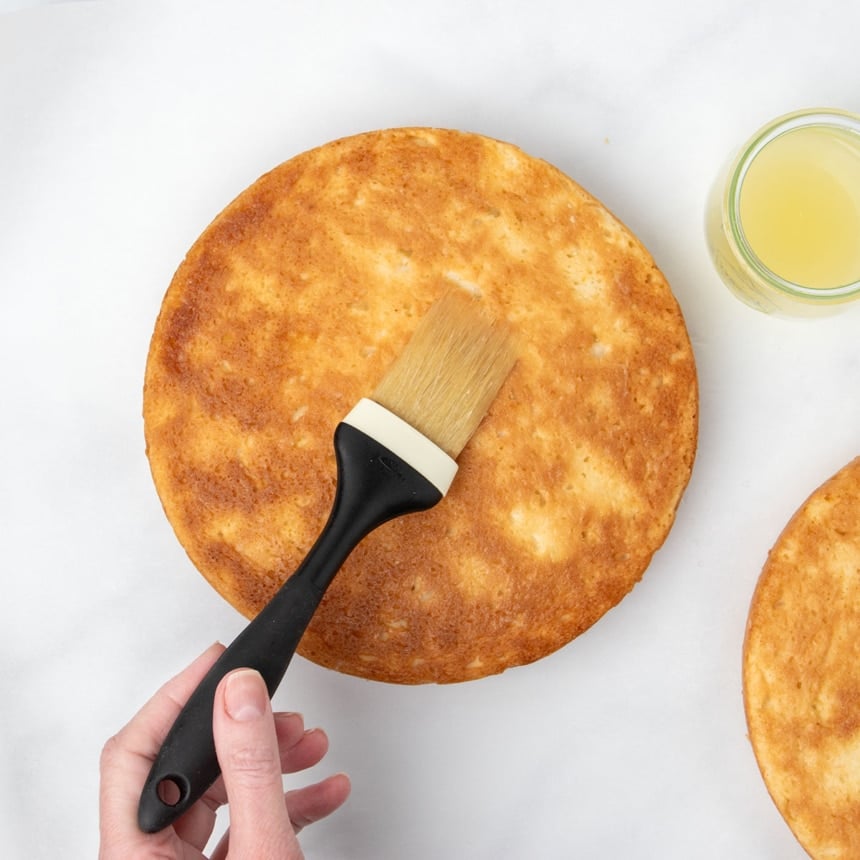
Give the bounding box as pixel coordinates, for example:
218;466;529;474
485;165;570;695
372;290;517;459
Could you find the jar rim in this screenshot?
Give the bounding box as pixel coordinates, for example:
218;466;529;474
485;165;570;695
726;108;860;301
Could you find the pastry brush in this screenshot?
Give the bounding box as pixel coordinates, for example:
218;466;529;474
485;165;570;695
138;289;517;832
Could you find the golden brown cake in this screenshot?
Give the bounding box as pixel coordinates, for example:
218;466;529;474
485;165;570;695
143;127;698;683
744;456;860;858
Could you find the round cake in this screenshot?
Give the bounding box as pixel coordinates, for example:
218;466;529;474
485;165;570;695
744;456;860;858
143;127;698;684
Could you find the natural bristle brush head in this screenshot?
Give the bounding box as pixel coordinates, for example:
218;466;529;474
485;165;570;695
371;290;518;460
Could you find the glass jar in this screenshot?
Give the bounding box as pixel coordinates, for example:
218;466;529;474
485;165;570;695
705;108;860;316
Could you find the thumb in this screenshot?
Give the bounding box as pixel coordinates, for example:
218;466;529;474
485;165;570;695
213;669;301;859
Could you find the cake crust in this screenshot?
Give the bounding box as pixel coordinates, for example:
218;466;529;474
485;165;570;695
744;456;860;858
144;128;698;683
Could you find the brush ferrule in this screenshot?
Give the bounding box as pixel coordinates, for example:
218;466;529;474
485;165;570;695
342;398;458;496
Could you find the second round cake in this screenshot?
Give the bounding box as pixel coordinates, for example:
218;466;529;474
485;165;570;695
744;456;860;858
143;128;699;683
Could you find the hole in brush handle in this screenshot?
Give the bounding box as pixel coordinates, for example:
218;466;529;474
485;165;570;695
156;775;187;806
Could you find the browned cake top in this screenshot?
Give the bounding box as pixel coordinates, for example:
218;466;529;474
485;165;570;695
144;127;698;683
744;456;860;858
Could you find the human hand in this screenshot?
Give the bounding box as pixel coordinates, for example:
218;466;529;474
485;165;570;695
99;643;350;859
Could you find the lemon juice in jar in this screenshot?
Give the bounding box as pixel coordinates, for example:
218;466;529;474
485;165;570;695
706;109;860;315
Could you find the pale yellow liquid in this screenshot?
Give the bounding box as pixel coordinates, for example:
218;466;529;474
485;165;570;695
738;125;860;289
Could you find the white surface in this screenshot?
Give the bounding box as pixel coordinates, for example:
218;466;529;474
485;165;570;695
1;1;858;857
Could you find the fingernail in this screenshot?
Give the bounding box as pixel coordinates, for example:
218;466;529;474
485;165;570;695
273;711;304;721
224;669;267;722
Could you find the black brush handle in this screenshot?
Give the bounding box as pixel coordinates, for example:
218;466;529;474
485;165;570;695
137;422;442;833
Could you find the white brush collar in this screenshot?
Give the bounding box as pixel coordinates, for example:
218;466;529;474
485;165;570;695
342;398;458;496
